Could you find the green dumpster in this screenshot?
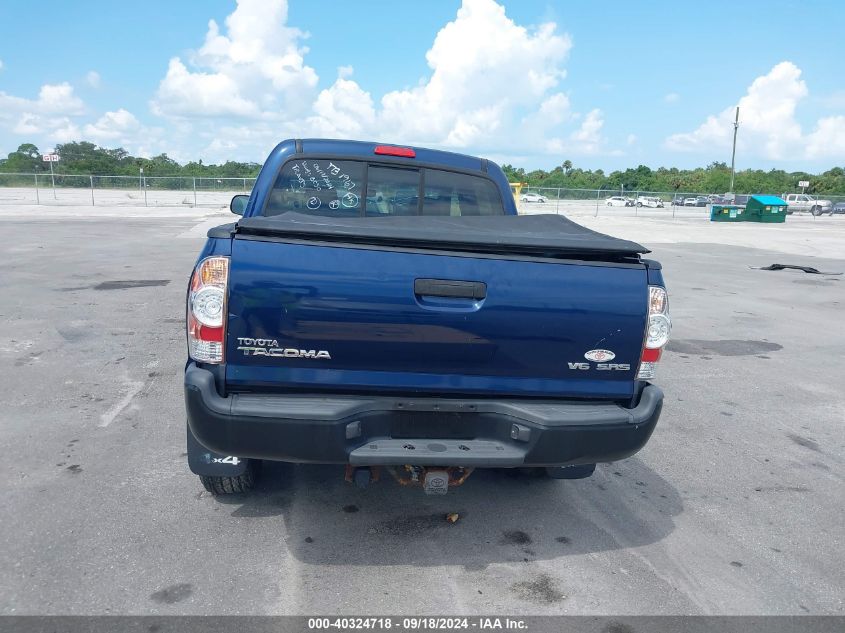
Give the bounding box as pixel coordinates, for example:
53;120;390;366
745;195;787;223
710;204;744;222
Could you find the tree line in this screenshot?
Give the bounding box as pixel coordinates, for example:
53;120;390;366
0;142;261;179
1;141;843;194
501;161;845;195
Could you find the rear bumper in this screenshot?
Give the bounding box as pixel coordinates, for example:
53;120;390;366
185;364;663;468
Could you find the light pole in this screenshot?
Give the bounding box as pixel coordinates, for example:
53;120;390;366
729;106;740;196
139;167;143;193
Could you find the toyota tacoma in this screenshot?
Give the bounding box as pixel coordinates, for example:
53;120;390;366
185;139;670;495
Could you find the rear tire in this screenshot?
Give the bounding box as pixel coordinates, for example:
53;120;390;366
810;206;819;216
546;464;596;480
199;463;257;495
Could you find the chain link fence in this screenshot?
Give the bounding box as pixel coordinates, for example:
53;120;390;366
515;186;845;217
2;173;844;217
0;173;257;208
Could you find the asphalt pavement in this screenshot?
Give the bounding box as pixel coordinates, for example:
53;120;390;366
0;210;842;615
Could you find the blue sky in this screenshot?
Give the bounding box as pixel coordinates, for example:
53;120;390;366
1;0;843;171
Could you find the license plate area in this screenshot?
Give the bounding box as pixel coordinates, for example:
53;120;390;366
389;411;475;440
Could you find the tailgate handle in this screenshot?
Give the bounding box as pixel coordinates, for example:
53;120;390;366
414;278;487;300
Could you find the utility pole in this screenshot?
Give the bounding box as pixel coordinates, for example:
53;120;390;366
729;106;740;195
49;154;56;199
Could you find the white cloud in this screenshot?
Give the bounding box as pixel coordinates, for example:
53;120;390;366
35;83;85;115
306;72;376;138
86;71;101;88
12;113;47;136
572;109;603;143
0;59;4;71
626;134;637;145
153;58;260;118
0;82;86;138
538;93;572;126
151;0;318;119
805;116;845;159
665;61;844;160
542;109;606;155
299;0;611;158
664;92;679;103
1;0;618;164
375;0;573;148
52;121;83;144
147;0;610;161
0;81;168;158
83;109;141;143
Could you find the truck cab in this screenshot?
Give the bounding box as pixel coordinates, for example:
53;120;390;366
783;193;832;215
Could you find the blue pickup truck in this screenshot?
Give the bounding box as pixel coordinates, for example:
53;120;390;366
185;139;670;495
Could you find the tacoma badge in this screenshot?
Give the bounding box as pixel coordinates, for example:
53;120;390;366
236;337;331;359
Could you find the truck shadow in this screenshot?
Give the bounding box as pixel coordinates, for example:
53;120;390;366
214;457;682;569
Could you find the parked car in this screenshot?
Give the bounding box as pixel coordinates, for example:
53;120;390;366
782;193;833;216
185;138;669;495
828;201;845;215
672;195;686;206
520;192;547;203
683;197;698;207
636;196;664;208
605;196;631;207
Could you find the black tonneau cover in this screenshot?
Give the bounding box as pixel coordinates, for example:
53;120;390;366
236;212;648;257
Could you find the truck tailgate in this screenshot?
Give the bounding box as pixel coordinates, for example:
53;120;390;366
226;237;647;399
225;238;647;399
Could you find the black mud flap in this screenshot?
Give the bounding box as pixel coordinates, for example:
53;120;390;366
187;423;251;477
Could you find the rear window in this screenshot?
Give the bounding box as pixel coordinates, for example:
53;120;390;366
265;159;364;217
422;168;503;216
264;159;503;217
366;165;419;216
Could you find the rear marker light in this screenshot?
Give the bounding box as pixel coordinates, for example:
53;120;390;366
374;145;416;158
637;286;671;380
187;257;229;364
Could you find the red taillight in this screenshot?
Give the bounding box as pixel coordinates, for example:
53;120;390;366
187;257;229;364
641;347;662;362
374;145;416;158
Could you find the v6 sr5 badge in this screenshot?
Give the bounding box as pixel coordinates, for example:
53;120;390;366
569;349;630;371
568;362;631;371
